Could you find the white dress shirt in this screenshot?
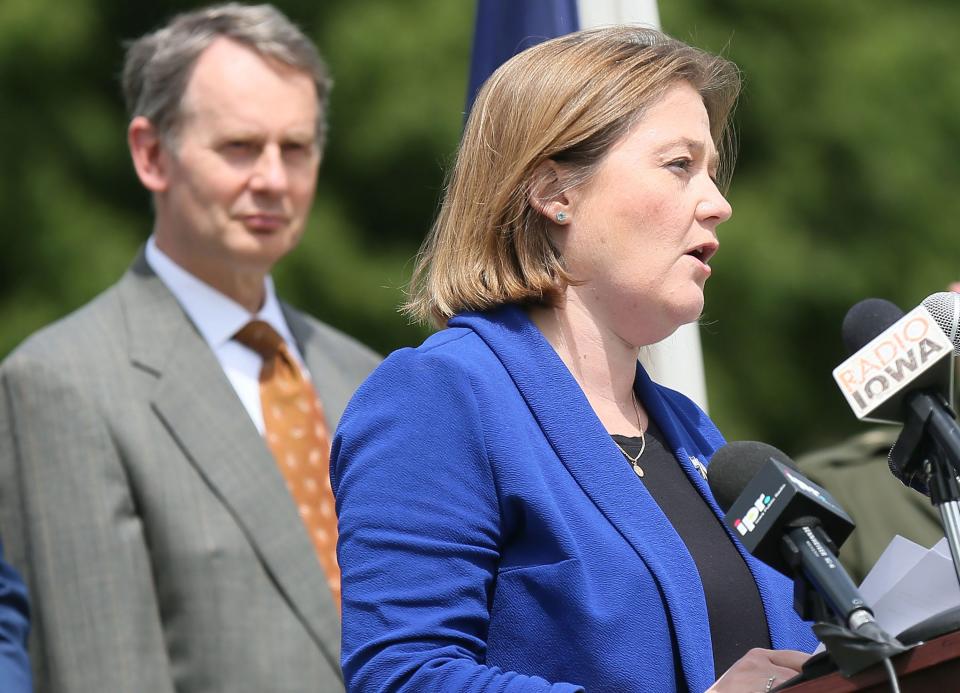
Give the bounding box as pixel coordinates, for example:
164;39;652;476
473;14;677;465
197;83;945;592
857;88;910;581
146;236;308;434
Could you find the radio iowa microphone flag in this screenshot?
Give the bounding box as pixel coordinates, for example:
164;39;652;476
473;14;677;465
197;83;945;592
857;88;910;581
833;303;953;424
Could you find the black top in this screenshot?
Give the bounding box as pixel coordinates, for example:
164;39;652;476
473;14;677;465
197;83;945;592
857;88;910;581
612;420;771;676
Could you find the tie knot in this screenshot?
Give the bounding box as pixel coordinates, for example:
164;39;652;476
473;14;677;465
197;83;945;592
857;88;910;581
234;320;284;359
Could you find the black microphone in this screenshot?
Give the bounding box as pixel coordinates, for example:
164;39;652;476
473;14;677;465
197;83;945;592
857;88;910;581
835;293;960;490
840;298;905;356
837;293;960;599
834;294;957;426
708;441;876;632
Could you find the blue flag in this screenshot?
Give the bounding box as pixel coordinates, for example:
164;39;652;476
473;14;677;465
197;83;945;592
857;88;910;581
466;0;579;113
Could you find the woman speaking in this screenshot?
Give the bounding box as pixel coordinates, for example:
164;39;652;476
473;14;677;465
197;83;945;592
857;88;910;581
332;26;817;692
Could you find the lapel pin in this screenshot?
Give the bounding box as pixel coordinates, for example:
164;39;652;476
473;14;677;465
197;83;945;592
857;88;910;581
689;455;708;480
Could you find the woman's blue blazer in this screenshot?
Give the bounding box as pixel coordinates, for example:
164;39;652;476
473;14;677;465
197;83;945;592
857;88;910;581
332;305;817;692
0;540;30;693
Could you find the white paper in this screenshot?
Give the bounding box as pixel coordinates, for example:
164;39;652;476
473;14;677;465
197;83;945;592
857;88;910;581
858;535;931;606
858;534;959;639
932;536;952;559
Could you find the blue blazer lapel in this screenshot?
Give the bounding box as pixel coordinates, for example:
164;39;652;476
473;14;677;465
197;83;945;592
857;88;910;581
638;362;809;652
634;364;718;503
451;306;716;689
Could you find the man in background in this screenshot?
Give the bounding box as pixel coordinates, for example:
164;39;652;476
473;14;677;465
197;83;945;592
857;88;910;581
797;427;942;583
0;4;378;691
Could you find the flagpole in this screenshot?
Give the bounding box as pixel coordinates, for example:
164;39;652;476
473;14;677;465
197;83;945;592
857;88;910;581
577;0;661;31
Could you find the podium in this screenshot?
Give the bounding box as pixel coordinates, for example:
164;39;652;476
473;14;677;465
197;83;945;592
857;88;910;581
781;630;960;692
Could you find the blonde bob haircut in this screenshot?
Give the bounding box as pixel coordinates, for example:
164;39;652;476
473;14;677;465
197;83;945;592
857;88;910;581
404;25;741;327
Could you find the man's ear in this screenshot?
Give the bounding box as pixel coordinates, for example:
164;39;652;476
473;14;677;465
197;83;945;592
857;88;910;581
128;116;170;193
527;159;572;225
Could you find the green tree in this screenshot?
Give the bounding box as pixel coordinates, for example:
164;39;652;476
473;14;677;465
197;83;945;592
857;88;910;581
4;0;960;457
661;0;960;454
0;0;473;357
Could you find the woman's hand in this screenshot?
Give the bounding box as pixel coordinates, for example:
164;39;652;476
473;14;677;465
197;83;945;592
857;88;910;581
706;648;809;692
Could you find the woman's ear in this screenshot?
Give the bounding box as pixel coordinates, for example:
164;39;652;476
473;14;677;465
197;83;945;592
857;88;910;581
528;159;572;225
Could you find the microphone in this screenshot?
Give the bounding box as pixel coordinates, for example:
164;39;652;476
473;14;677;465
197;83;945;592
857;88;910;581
836;292;960;592
840;298;905;356
708;441;875;632
833;294;957;425
834;293;960;489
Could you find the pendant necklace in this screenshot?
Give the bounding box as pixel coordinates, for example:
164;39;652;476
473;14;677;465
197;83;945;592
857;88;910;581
616;392;646;478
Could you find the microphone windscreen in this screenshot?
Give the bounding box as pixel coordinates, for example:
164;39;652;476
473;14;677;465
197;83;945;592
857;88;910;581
707;441;798;512
841;298;905;355
922;291;960;356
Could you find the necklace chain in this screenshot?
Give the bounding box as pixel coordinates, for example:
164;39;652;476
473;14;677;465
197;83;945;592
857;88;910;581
615;391;646;478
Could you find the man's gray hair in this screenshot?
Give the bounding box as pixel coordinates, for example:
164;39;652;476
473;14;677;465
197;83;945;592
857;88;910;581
122;3;331;149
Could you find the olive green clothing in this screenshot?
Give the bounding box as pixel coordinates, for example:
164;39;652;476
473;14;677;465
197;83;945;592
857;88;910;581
797;428;943;583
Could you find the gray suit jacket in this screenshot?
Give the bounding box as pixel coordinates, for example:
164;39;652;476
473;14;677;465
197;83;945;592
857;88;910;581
0;253;380;692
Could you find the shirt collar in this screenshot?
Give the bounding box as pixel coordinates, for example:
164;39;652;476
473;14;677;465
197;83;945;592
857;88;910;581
145;236;296;350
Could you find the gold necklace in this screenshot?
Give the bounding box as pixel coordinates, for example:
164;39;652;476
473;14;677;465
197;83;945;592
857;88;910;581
615;392;646;478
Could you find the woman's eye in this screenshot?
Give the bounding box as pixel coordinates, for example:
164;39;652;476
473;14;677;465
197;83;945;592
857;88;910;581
668;158;692;172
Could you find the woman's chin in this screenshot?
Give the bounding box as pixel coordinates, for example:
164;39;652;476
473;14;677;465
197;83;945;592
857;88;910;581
670;294;705;328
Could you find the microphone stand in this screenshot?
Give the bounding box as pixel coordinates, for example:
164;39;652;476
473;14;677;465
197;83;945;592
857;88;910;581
926;456;960;590
889;390;960;591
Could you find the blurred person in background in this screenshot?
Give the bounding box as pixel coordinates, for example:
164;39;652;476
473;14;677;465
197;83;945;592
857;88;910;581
332;26;816;693
0;4;378;691
797;428;941;583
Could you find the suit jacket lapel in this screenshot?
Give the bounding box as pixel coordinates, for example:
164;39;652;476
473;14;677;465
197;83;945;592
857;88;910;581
118;253;341;669
450;306;716;691
283;304;371;428
284;305;344;426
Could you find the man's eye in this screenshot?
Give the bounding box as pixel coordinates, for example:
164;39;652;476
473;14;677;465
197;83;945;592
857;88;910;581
224;141;258;154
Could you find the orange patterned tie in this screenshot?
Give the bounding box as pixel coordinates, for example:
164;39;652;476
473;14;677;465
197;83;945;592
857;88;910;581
234;320;341;606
